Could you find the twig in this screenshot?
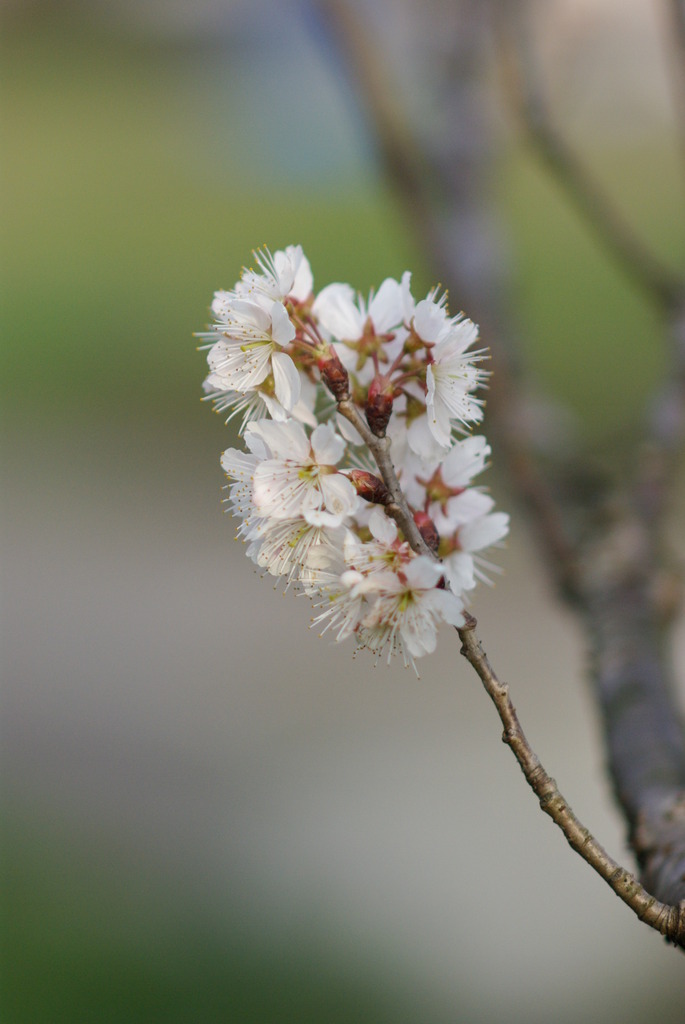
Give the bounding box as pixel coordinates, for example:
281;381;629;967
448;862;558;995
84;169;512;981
336;397;433;558
496;3;685;914
320;0;685;938
457;616;685;946
498;7;684;311
335;386;685;946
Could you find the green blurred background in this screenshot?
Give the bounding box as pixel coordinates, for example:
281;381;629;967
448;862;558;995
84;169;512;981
3;2;685;1021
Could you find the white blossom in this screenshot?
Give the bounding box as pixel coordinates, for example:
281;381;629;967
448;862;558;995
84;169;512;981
354;557;464;672
201;245;508;670
203;295;301;412
246;420;358;524
237;245;313;307
425;320;486;447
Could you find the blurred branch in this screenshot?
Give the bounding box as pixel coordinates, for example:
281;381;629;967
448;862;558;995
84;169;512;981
672;0;685;47
668;0;685;125
314;0;455;290
494;1;685;913
317;0;685;936
634;304;685;528
497;4;685;528
498;7;684;312
317;0;581;600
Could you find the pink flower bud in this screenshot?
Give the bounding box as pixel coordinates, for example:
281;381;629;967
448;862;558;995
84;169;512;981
365;375;395;436
413;510;440;555
347;469;392;506
317;348;349;402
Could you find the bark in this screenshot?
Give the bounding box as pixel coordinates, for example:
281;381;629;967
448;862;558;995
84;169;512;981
581;551;685;904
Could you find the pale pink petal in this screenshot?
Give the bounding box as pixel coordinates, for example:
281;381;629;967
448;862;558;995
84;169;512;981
459;512;510;552
368;507;397;545
368;278;404;333
246;418;309;461
270;301;296;346
313;283;365;340
320;473;359;519
444;552;476;594
271;351;301;412
310;423;345;466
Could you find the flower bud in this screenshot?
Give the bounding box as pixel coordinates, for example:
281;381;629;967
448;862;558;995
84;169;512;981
347;469;392;505
413;510;440;555
317;347;349;402
365;375;395;436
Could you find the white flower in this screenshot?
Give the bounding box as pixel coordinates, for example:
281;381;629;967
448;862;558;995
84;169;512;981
355;556;464;672
237;245;314;307
441;435;490;487
407;412;453;462
412;291;450;344
212;247;312;317
220;446;268;558
245;419;359;524
205;374;318;431
312;283;363;341
202;248;510;671
397;434;490;514
442;552;476;595
432;489;494;537
255;517;344;586
342;509;413;579
407;290;486;448
425;319;485;447
220;445;261;517
444;511;510;592
313;277;405;342
309;560;369;643
459;511;510;554
204;295;301;412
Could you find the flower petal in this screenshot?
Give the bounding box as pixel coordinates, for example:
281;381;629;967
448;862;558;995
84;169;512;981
271;351;301;412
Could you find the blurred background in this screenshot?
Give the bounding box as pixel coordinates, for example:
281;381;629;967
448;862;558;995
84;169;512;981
3;0;685;1020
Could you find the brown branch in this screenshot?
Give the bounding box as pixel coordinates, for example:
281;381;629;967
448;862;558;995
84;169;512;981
496;3;685;915
336;397;433;558
320;0;685;940
498;7;684;311
457;616;685;946
334;386;685;946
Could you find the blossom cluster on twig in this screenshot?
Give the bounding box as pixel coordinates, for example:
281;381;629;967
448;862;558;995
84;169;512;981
199;245;508;671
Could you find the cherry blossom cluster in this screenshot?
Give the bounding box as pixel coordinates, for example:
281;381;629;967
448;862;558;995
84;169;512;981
200;245;508;671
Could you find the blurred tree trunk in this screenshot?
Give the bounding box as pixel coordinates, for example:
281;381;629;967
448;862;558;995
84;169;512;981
320;0;685;942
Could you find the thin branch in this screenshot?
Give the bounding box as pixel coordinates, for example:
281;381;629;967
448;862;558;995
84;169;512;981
321;0;685;938
498;8;685;311
457;617;685;947
336;397;433;558
335;385;685;946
